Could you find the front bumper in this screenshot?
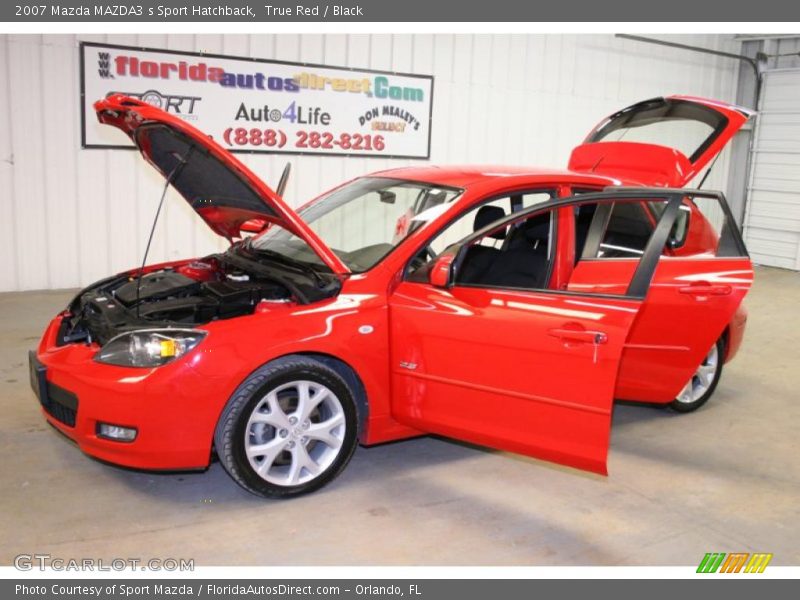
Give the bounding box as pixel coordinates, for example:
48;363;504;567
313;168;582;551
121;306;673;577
30;314;227;470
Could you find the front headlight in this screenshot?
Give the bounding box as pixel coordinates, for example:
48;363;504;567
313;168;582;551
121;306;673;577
95;329;207;368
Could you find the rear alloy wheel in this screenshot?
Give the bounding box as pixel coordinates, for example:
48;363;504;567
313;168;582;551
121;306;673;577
215;357;359;498
669;339;724;413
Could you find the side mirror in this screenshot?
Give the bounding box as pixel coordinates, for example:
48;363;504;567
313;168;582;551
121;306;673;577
240;219;269;234
430;254;455;288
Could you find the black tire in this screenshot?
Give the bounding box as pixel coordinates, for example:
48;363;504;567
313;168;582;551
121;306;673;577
214;356;359;498
668;338;725;413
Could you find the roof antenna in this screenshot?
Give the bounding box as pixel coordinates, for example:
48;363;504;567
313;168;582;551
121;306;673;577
135;150;191;318
276;162;291;197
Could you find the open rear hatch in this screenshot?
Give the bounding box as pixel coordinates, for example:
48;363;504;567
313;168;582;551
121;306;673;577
568;96;754;187
94;94;349;275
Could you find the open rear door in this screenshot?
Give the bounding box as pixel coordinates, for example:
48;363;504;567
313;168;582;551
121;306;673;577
388;190;688;474
569;96;753;187
589;190;753;403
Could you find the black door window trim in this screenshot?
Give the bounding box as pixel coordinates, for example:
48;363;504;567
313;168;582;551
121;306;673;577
435;187;747;301
403;188;558;280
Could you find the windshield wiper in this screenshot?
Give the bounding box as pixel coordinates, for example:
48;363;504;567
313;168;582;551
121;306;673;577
222;250;338;305
244;246;330;287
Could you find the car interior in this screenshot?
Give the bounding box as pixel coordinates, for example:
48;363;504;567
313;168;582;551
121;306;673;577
456;205;553;290
408;193;667;293
576;201;659;259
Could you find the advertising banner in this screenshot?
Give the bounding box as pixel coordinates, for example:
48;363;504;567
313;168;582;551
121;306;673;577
80;42;433;158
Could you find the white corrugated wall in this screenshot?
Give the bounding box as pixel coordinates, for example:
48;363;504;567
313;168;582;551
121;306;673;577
0;33;740;292
744;69;800;269
741;36;800;270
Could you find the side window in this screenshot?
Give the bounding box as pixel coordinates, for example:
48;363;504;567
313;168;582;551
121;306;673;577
408;190;555;274
647;194;743;259
648;200;690;251
453;209;555;291
520;192;553;209
669;195;742;258
567;193;747;298
576;201;655;260
569;198;668;297
427;197;508;257
575;189;690;258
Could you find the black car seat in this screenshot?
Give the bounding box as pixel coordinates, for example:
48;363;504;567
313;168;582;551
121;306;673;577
482;214;551;289
597;202;652;257
458;205;506;284
504;213;550;255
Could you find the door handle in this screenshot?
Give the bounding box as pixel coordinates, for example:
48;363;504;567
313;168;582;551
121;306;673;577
678;283;732;296
548;328;608;345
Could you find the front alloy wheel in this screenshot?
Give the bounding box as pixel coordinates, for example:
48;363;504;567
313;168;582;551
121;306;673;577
669;339;724;413
215;357;359;498
245;380;345;486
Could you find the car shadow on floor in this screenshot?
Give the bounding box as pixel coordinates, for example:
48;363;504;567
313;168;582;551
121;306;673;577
611;400;676;426
89;431;630;565
94;431;488;506
96;400;675;505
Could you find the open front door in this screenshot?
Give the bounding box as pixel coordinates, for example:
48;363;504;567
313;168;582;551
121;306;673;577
388;191;685;474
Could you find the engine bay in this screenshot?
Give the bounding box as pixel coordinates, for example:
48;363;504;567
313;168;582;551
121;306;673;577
58;254;313;346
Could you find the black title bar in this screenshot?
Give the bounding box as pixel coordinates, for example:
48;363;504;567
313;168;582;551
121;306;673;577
3;0;800;22
4;578;798;600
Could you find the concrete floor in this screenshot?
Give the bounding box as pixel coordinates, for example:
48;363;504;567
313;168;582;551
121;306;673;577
1;265;798;566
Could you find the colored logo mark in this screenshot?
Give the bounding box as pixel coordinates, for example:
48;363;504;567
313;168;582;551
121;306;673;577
697;552;773;573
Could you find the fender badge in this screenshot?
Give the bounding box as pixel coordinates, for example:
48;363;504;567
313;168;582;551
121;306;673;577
399;361;417;370
358;325;374;335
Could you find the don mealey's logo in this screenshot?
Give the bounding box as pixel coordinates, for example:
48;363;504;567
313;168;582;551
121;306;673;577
358;105;421;132
105;90;201;120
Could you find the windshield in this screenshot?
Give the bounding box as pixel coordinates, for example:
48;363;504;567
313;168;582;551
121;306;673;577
249;178;462;273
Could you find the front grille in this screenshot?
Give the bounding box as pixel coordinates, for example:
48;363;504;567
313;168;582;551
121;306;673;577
42;384;78;427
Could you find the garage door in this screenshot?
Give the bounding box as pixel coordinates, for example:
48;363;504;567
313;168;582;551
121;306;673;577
744;69;800;270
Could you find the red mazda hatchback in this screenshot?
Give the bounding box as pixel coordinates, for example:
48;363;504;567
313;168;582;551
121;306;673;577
30;95;754;497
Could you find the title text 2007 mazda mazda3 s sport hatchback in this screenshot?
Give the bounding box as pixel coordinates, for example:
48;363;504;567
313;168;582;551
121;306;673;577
29;94;753;497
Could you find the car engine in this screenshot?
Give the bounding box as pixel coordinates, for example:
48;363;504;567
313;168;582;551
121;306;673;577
57;256;295;346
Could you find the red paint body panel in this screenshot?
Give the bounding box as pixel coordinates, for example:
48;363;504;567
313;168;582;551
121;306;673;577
36;271;422;469
617;258;753;402
569;258;753;403
32;95;754;477
569;142;694;187
388;283;642;474
725;304;748;362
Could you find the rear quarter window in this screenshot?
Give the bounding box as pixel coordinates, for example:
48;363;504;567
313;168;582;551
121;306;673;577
575;201;656;259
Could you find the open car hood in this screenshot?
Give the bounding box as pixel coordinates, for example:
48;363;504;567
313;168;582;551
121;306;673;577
568;96;754;187
94;95;349;275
